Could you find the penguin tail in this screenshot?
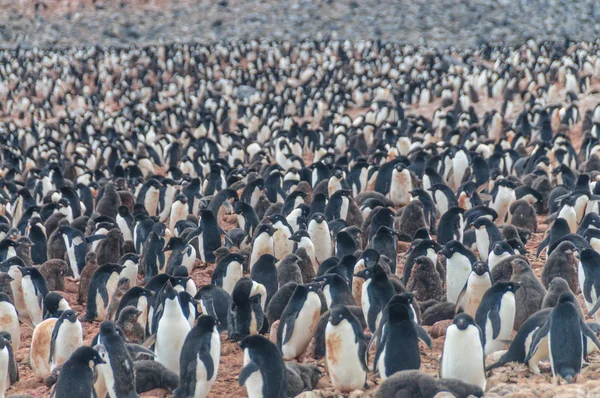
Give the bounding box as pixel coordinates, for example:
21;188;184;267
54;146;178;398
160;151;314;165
563;370;576;384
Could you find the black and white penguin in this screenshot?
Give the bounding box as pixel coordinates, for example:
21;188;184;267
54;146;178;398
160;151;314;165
195;284;231;332
440;313;486;390
82;263;124;322
43;291;71;319
355;263;396;333
211;253;245;295
118;253;140;288
234;200;260;236
155;282;191;376
440;240;477;304
0;293;19;352
58;225;106;280
228;277;267;341
239;335;287;398
308;213;333;264
142;222;166;282
50;346;105;398
49;309;83;371
173;315;221;398
314;273;355;309
488;241;515;271
269;214;295;260
189;209;221;264
490;179;517;224
164;237;196;275
325;305;368;393
277;283;322;360
116;206;135;242
526;294;600;384
474;281;519;355
249;254;279;309
374;300;421;380
249;224;276;270
437;207;465;246
94;321;137;398
20;267;49;326
456;261;492;318
472;217;503;262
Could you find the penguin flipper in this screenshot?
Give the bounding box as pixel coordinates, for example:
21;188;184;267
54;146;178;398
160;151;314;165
581;319;600;353
199;349;215;381
584;279;594;304
414;322;432;348
239;361;260;386
85;234;108;244
126;343;155;360
489;310;502;340
524;321;550;363
535;235;550;257
589;298;600;318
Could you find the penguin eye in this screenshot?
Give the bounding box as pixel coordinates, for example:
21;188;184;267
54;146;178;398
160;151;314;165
338;314;343;319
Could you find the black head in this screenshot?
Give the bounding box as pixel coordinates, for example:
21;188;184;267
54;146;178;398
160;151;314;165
61;309;79;323
492;241;514;256
558;292;576;305
195;314;219;331
361;248;380;267
73;346;106;367
453;313;476;331
329;304;354;326
172;265;190;278
311;213;326;224
387;301;411;320
472;261;489;276
239;334;272;351
290;229;310;242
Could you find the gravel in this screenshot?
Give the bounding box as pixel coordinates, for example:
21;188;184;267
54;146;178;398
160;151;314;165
2;0;600;49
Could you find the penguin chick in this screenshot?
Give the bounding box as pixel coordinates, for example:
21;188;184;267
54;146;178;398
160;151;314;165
77;252;98;305
542;277;584;318
395;200;427;239
135;359;179;394
406;256;444;302
541;241;579;293
277;254;303;287
511;258;547;330
285;362;322;397
375;370;484;398
38;259;68;292
116;306;145;345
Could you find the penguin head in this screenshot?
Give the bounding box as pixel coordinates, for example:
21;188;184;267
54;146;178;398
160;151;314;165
439;240;463;258
61;309;79;323
99;320;118;337
172;265;190;278
311;213;326;224
510;258;531;274
305;282;322;293
74;346;106;368
289;229;310;242
547;277;570;293
492;241;514;256
387;301;411;321
108;228;123;240
361;248;380;267
328;304;354;326
163;237;184;252
256;223;276;237
152;222;167;237
453;313;476;331
15;237;33;250
117;277;131;292
471;261;489;276
195;314;219;331
44;292;70;316
119;306;142;323
497;281;521;293
470;216;492;230
557;241;579;260
557;292;577;306
117;206;131;217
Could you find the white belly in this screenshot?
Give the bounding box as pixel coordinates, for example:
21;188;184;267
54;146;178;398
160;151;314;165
484;293;515;354
0;302;20;352
22;278;42;326
120;263;138;287
475;228;490;261
281;293;321;360
325;320;367;392
447;255;472;304
243;350;264;398
51;321;83;370
250;235;274;270
223;262;243;295
441;325;486;390
309;224;332;263
156;314;191;375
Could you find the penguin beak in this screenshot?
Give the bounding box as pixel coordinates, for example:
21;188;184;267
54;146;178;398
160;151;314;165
574;250;580;259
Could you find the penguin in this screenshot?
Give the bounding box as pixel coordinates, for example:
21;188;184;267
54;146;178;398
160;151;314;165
488;241;514;271
141;222;166;281
188;209;222;264
164;237;196;275
395;200;427;240
82;263;124;322
239;335;287;398
313;273;355;309
38;259;67;292
325;304;368;393
234;200;260;236
27;216;47;265
277;283;322;360
526;294;600;384
116;206;135;243
456;261;492;318
308;213;333;264
48;310;83;371
29;317;58;381
228;277;267;341
406;256;444;303
96;228;123;266
96;182;122;220
436;207;465;246
43;291;71;319
402;239;440;285
374;300;421;380
440;313;486;390
250;254;279;308
536;218;570;257
440;240;477;304
116;306;145;345
249;224;276;270
290;230;317;272
58;225;106;280
50;346;105;398
369;226;399;274
78;252;98;305
134;359;179;394
211;253;245;295
472;217;503;262
490;179;517;224
541;241;579;293
173;315;220;398
20;267;48;326
94;321;137;398
155;282;191;376
375;370;484;398
269;214;295;259
474;281;519;355
169;195;189;233
0;293;19;352
118;253;140;288
578;249;600;321
542;277;584;318
511;258;547;330
195;285;231;332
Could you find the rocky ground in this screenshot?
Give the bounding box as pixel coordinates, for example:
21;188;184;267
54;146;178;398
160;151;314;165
2;0;600;49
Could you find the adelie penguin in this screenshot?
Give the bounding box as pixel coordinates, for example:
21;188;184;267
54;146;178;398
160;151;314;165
249;224;276;270
239;335;287;398
142;222;166;281
57;225;106;280
440;240;477;304
164;237;196;275
188;209;222;264
308;213;333;264
325;305;368;393
314;273;355;309
0;293;19;352
228;277;267;341
173;315;221;398
436;207;465;246
50;346;105;398
440;313;486;390
82;263;124;322
156;282;191;376
355;263;397;333
49;309;83;372
118;253;140;288
277;283;322;360
472;216;503;262
268;214;295;259
526;294;600;384
456;261;492;318
195;284;231;332
20;266;49;326
94;321;137;398
475;281;519;355
211;252;245;296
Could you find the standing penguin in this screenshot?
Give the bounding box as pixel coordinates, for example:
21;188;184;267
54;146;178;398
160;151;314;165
50;346;105;398
78;252;98;305
118;253;140;288
389;164;413;206
355;263;396;333
277;283;322;360
20;267;48;326
228;278;267;341
374;300;421;380
239;335;287;398
0;293;19;353
308;213;333;264
155;282;191;376
96;228;123;266
325;305;368;393
49;309;83;371
249;224;276;270
269;214;295;260
472;217;503;262
174;315;221;398
475;282;519;355
141;222;166;281
164;237;196;275
490;179;517;224
440;313;486;391
526;294;600;384
456;261;492;318
94;321;138;398
437;207;466;246
82;264;124;322
189;209;222;264
211;253;245;295
440;240;477;304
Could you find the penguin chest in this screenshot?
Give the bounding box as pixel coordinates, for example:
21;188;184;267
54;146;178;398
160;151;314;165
145;187;160;216
281;293;321;359
63;237;80;278
442;325;486;390
492;188;515;224
361;279;372;323
250;235;274;268
137;296;148;330
242;353;264;398
558;206;578;234
273;228;293;259
116;216;133;242
339;197;349;221
446;255;472;304
434;190;449;215
325;320;366;391
8;272;27;317
0;302;19;351
462;276;490;317
156;313;191;375
169;203;188;231
352;261;366;306
475;228;490;261
309;224;332;263
52;321;83;369
121;262;138;287
30;318;57;381
484;293;515;354
22;277;43;325
236;214;246;231
224;262;243;295
97;273;120;321
182;246;196;272
389;170;412;206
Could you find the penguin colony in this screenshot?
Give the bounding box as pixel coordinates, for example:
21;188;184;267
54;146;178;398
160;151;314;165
1;38;600;397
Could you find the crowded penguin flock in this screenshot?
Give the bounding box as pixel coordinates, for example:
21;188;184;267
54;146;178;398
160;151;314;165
2;38;600;397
